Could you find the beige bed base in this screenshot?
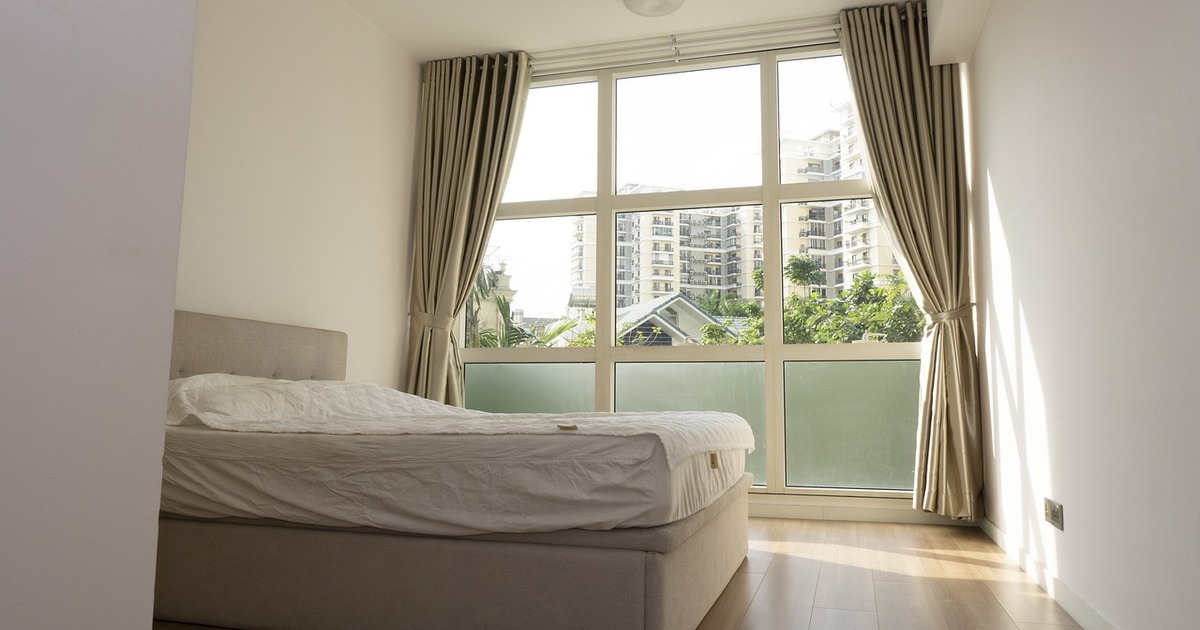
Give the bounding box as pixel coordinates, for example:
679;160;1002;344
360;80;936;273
155;311;750;630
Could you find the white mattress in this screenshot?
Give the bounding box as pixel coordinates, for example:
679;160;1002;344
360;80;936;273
161;424;746;536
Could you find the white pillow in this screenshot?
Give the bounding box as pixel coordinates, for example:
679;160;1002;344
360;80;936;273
167;373;286;425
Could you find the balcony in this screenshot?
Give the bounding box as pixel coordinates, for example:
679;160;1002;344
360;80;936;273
844;239;870;253
843;220;873;236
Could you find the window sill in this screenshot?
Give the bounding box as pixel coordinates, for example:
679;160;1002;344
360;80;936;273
747;491;966;525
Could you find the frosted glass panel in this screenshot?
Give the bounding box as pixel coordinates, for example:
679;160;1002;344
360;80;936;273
784;360;919;490
615;362;765;484
464;363;594;413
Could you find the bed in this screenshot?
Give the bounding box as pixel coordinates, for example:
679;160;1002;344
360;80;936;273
154;310;752;630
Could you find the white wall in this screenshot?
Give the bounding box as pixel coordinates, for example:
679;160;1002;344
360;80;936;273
0;2;195;628
176;0;420;387
970;1;1200;628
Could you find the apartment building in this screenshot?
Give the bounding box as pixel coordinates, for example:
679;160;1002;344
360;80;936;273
573;107;903;312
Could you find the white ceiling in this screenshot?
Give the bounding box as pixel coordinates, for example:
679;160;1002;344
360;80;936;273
344;0;867;61
342;0;990;65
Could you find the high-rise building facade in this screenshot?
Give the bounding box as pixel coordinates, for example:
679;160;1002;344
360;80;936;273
572;102;904;312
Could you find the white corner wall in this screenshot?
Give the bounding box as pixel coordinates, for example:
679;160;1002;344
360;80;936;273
969;1;1200;628
0;2;195;628
176;0;420;387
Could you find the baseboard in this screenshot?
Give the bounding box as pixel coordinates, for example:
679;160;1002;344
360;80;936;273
748;493;968;525
979;518;1117;630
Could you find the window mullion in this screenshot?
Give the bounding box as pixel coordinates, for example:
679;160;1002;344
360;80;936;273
594;69;616;412
758;53;787;494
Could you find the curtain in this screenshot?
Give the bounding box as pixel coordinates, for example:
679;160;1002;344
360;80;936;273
406;51;531;405
838;3;982;521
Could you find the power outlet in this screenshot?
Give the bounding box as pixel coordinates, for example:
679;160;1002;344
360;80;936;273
1044;498;1064;530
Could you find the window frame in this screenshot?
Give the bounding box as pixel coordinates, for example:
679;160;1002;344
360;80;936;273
461;45;921;498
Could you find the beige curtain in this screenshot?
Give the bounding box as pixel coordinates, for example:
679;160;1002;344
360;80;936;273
406;51;531;405
838;3;982;521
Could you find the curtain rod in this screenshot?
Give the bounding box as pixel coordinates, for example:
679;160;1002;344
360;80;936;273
529;15;840;77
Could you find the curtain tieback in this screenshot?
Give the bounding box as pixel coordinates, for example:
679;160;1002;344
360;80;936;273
928;303;974;325
412;311;455;331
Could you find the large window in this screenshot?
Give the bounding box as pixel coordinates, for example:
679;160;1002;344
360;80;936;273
463;49;921;496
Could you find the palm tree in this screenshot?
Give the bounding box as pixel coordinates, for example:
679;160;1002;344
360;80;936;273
465;264;499;347
479;295;528;348
479;295;578;348
528;317;579;347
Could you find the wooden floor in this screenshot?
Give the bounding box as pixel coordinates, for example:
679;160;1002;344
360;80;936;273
697;518;1078;630
154;518;1079;630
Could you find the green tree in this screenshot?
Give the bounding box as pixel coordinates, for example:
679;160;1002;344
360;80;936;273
476;294;578;348
694;290;761;318
719;269;922;345
476;295;526;348
802;272;923;344
465;264;499;347
565;312;663;347
783;255;824;294
566;312;595;348
528;317;579;347
699;322;734;345
467;262;579;348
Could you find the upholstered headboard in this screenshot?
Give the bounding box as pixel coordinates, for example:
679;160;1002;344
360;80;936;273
170;311;347;381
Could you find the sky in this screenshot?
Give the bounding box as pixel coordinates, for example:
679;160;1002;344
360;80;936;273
487;55;853;319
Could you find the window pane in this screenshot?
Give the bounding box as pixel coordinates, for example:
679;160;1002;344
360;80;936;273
784;360;919;490
465;363;594;413
465;215;595;348
779;200;921;344
613;207;763;346
778;56;865;184
617;65;760;193
503;82;597;202
615;362;766;485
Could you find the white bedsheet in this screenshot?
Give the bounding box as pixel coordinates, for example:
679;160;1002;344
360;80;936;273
161;426;747;535
169;379;755;469
161;376;755;535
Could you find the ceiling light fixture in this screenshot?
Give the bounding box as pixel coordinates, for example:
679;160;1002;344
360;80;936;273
623;0;685;18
